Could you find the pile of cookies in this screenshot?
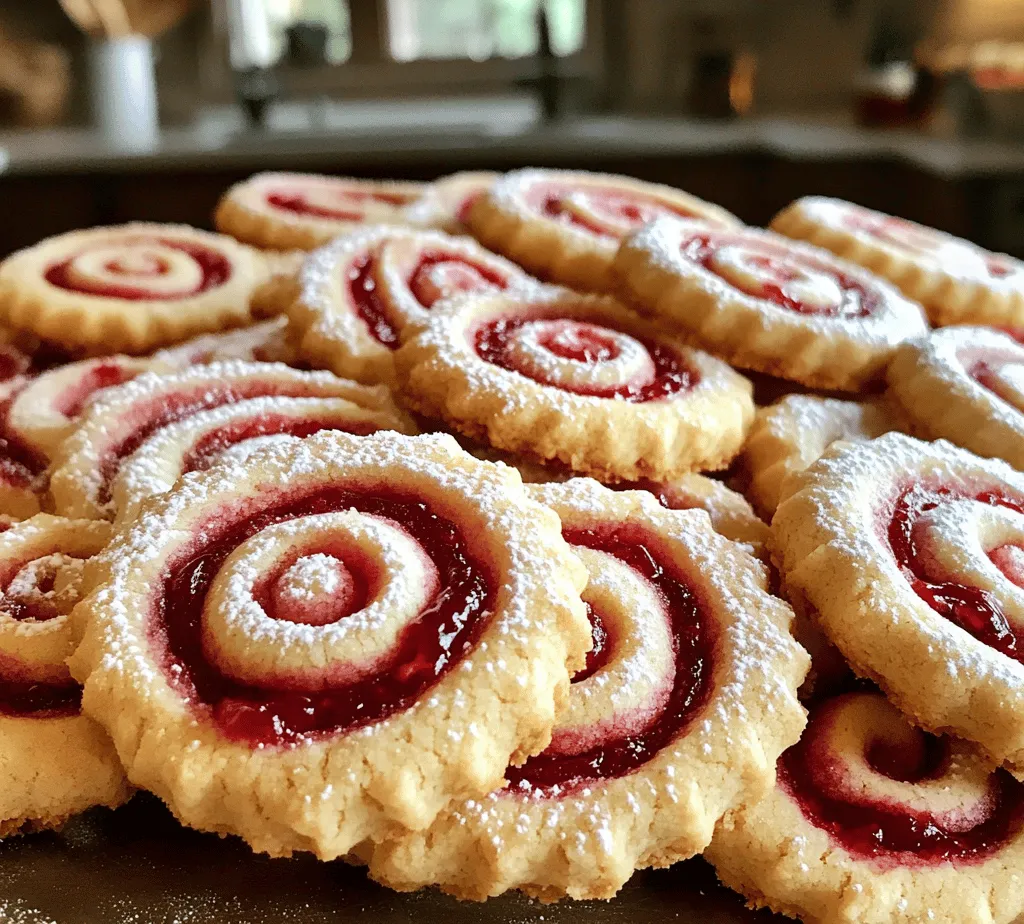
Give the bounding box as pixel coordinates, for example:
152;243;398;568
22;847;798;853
0;167;1022;923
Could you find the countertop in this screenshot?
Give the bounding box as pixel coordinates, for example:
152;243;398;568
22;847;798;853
2;97;1023;179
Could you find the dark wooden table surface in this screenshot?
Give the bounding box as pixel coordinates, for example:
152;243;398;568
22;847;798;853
0;794;785;924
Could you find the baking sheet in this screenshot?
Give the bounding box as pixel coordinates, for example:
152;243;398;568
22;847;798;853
0;794;783;923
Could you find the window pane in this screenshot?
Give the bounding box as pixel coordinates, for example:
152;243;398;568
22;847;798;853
227;0;351;69
386;0;585;62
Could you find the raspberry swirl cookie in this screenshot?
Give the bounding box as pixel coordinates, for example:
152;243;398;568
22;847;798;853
7;354;171;460
216;172;427;251
365;479;807;901
111;392;418;526
615;218;928;391
288;226;536;385
468;168;740;291
410;171;499;234
774;432;1024;775
69;431;589;859
396;289;754;481
708;687;1024;924
888;327;1024;471
0;514;130;835
772;196;1024;327
0;224;274;354
49;361;407;521
741;394;908;518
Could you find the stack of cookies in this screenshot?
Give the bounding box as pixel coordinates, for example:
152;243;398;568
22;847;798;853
0;166;1021;924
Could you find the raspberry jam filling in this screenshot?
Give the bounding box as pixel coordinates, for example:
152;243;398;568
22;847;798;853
474;314;698;401
0;389;48;489
887;484;1024;661
0;346;29;383
0;559;84;717
181;412;379;473
571;603;612;685
349;250;509;347
526;183;698;238
267;188;413;221
54;361;138;418
506;524;715;794
407;250;508;309
156;487;493;746
45;240;231;300
96;380;335;505
680;233;877;318
779;690;1024;863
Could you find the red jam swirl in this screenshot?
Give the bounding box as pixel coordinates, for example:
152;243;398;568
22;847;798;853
887;485;1024;662
680;233;877;318
0;557;86;718
45;240;232;301
571;603;612;685
474;314;698;401
407;250;508;309
349;250;509;347
156;487;494;746
54;361;139;418
967;358;1024;412
96;379;337;505
0;346;29;383
0;386;48;489
506;524;715;794
526;183;699;239
779;690;1024;863
181;412;379;473
267;188;414;221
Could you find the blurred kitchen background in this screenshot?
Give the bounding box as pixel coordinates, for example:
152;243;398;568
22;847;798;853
1;0;1023;258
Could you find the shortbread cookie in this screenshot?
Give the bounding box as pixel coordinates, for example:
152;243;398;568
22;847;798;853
111;391;418;526
0;393;48;521
741;394;908;518
409;171;500;233
468;168;740;291
287;225;536;385
0;224;277;354
154;317;295;366
774;432;1024;775
614;218;928;391
888;326;1024;471
69;431;589;859
465;445;768;558
0;514;130;835
365;479;807;901
49;361;406;521
772;196;1024;327
7;354;171;460
708;687;1024;924
215;172;427;251
396;289;754;481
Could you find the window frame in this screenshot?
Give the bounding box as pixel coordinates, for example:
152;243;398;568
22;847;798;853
201;0;605;104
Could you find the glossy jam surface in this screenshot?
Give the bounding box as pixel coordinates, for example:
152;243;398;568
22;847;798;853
347;254;397;347
0;677;81;718
681;233;877;318
571;603;612;685
526;183;698;239
156;487;494;746
45;240;232;301
181;413;378;473
474;314;698;401
54;362;137;418
887;485;1024;662
266;188;414;221
507;524;714;793
780;690;1024;863
97;380;332;504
